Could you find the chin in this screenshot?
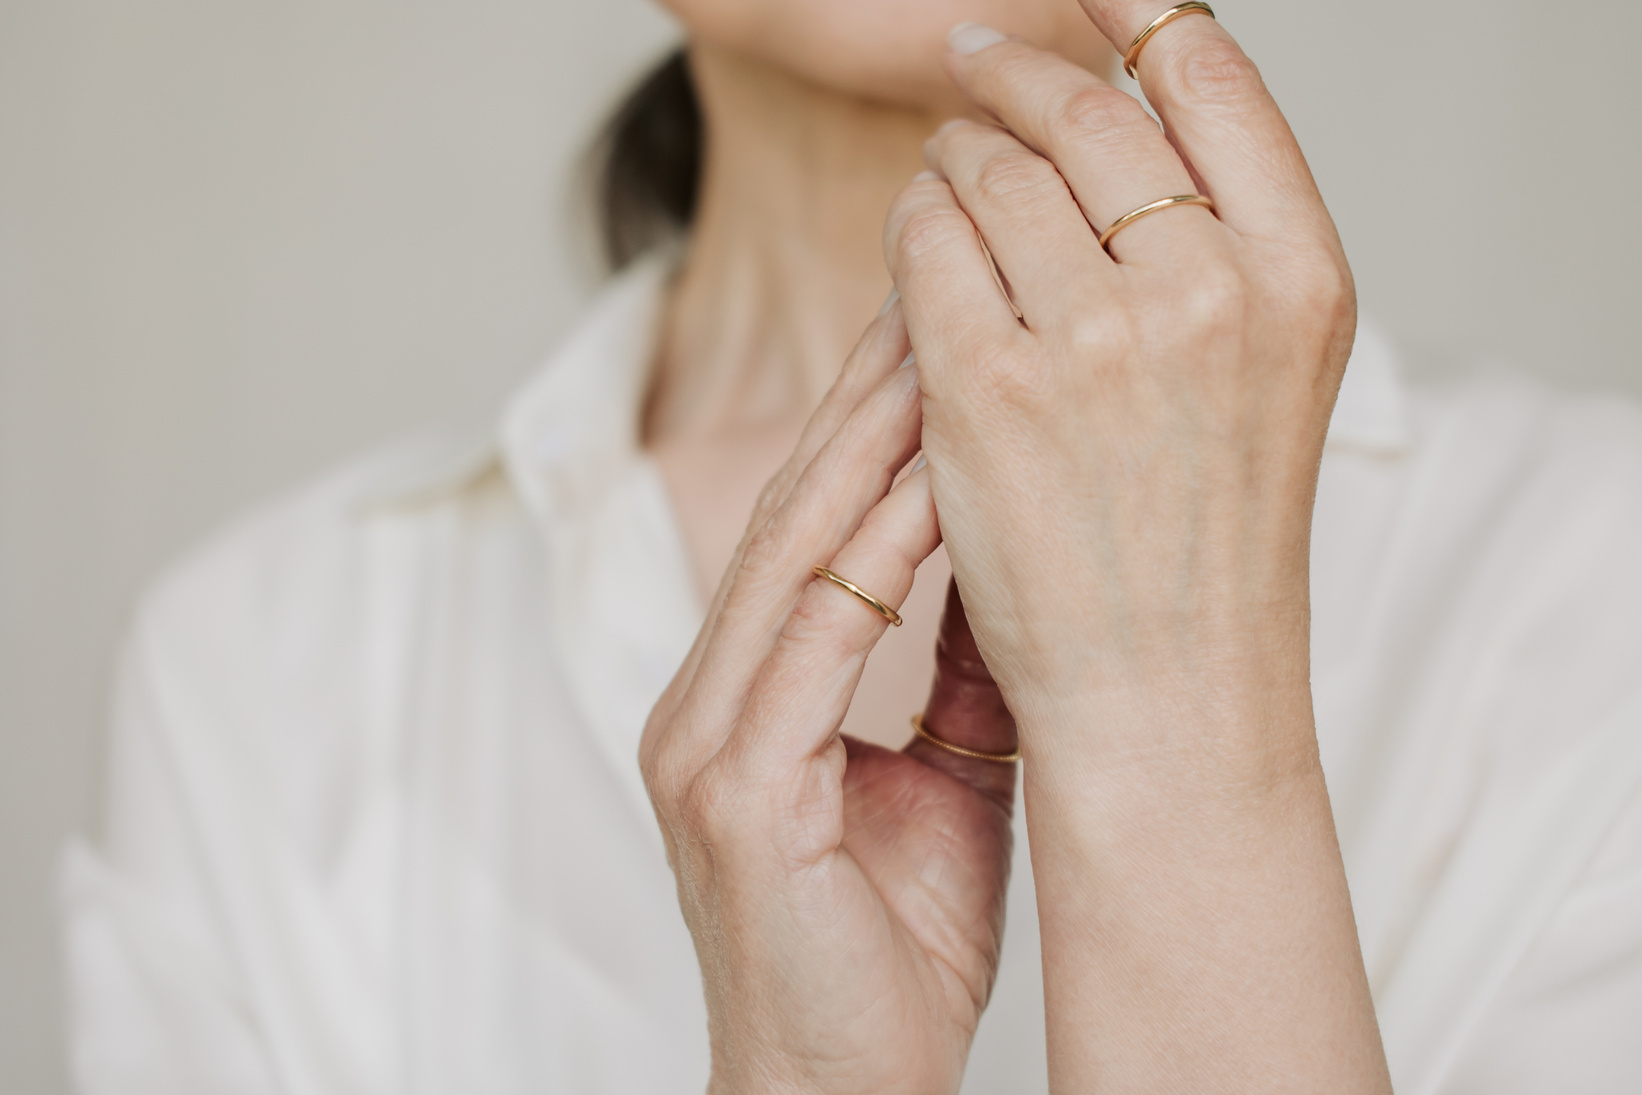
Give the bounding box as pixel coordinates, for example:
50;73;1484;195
661;0;1115;110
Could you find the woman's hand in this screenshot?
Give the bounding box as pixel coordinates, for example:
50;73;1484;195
884;4;1391;1091
640;304;1021;1095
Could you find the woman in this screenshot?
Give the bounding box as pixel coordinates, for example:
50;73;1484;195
62;0;1642;1092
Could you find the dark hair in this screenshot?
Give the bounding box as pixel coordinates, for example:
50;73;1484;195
594;50;704;272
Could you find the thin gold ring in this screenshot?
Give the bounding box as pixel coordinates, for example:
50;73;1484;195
812;566;903;626
1098;194;1216;251
910;714;1020;764
1123;1;1217;79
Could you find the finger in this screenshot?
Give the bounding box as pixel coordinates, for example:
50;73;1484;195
674;360;924;762
646;299;911;738
884;173;1028;392
922;119;1114;324
700;296;912;644
943;33;1223;264
907;580;1017;812
728;465;942;769
1068;2;1335;245
749;294;914;533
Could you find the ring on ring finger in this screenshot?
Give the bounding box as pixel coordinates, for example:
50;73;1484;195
1098;193;1216;251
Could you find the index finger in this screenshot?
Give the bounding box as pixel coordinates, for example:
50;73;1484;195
646;299;910;735
665;360;924;768
1068;1;1335;246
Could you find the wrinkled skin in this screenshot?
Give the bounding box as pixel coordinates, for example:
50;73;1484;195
642;1;1392;1092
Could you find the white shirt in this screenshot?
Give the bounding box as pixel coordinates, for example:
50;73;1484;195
61;258;1642;1095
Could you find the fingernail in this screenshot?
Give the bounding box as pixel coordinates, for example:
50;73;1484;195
876;287;900;317
948;22;1007;56
910;454;928;474
898;351;917;369
912;169;941;182
935;118;967;138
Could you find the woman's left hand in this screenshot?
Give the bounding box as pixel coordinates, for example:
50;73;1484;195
884;7;1390;1090
640;303;1021;1095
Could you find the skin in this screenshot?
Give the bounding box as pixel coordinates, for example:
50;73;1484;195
648;9;1115;750
640;1;1393;1092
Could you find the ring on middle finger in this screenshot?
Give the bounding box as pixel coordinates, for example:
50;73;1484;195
1123;1;1217;79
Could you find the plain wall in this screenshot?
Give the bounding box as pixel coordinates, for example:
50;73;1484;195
1;1;1638;1091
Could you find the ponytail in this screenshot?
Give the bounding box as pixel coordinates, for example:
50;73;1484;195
592;50;704;272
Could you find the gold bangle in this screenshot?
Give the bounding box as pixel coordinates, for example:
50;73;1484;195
1123;1;1217;79
1097;193;1215;251
811;566;903;626
910;714;1020;764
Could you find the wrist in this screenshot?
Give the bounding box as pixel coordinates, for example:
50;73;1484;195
1010;645;1320;785
971;556;1315;725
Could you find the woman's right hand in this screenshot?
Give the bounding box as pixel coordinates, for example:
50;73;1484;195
640;302;1021;1095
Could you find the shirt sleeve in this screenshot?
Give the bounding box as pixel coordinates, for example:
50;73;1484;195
59;446;421;1095
60;635;284;1095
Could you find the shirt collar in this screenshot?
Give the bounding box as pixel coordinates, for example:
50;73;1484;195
497;256;674;523
374;260;1412;511
357;255;671;513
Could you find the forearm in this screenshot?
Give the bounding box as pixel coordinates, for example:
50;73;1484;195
878;3;1395;1086
1019;673;1390;1093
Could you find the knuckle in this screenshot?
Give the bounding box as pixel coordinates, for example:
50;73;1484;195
1182;263;1250;332
641;737;690;816
782;583;831;639
1270;251;1355;333
678;763;739;841
735;518;785;580
1059;85;1151;139
1171;37;1265;106
748;471;788;527
1309;257;1355;318
638;722;664;793
779;584;859;661
1065;307;1138;365
1292;256;1358;355
971;151;1055;205
893;205;970;264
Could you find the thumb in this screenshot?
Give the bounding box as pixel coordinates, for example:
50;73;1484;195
908;578;1018;811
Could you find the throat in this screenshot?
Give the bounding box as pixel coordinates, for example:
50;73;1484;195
649;416;806;604
641;39;937;448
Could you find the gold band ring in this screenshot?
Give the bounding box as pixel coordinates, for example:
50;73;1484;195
1123;1;1217;79
910;714;1020;764
812;566;903;626
1098;194;1216;251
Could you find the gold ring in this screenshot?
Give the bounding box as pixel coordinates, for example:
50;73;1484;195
1123;1;1217;79
910;715;1020;763
1097;194;1215;251
812;566;903;626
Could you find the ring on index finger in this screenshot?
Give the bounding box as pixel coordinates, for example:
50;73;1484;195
812;566;904;626
1123;1;1217;79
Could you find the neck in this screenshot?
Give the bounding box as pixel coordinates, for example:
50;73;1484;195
644;43;939;445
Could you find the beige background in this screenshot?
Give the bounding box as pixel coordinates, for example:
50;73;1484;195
1;1;1638;1091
